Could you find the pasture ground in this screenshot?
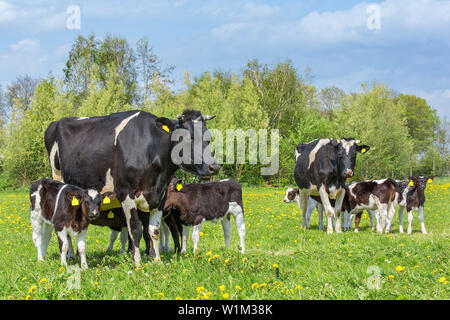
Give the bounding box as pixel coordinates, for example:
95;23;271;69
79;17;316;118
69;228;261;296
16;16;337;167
0;178;448;300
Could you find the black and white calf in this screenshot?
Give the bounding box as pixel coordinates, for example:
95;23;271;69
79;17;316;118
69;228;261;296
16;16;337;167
341;179;397;234
29;178;115;269
294;138;370;233
162;178;245;254
395;176;433;234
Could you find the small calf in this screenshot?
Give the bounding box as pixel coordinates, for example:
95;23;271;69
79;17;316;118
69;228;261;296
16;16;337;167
162;177;245;254
284;187;340;230
342;179;397;234
395;176;433;234
29;178;115;269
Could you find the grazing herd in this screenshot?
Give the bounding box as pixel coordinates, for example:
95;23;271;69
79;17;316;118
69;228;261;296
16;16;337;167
28;109;433;269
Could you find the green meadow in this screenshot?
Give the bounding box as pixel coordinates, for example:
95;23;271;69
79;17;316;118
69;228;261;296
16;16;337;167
0;179;448;300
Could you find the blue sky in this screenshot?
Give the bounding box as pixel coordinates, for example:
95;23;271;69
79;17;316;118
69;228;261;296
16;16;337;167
0;0;449;118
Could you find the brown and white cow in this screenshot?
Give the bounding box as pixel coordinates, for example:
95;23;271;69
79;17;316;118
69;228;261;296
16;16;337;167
29;178;115;269
341;179;397;234
162;177;245;254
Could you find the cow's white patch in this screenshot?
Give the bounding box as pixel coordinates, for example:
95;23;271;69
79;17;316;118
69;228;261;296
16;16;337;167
114;112;141;145
340;139;356;155
53;184;69;217
307;139;330;169
49;142;63;182
76;117;89;120
295;149;301;161
135;193;150;212
100;168;114;193
220;179;230;182
88;189;98;200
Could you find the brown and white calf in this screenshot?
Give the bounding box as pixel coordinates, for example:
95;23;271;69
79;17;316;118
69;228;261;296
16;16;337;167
394;176;433;234
341;179;397;234
29;178;115;269
162;177;245;254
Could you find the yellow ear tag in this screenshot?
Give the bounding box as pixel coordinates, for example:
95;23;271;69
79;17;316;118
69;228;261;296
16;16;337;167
176;184;183;191
427;178;432;183
71;197;79;206
409;181;414;186
162;125;170;133
361;148;367;154
107;211;114;219
103;196;111;204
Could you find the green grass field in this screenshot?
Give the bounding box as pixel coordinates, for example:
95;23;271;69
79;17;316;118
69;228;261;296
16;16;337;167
0;179;448;300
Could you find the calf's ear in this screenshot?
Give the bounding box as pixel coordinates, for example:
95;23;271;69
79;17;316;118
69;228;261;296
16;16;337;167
427;176;434;183
101;192;117;204
155;117;177;133
67;192;81;206
356;145;370;154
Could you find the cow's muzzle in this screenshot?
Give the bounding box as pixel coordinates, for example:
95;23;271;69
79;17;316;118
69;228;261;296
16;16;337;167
208;163;221;175
344;169;354;177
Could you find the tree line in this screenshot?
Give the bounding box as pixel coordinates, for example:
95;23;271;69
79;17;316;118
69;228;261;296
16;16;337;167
0;34;448;189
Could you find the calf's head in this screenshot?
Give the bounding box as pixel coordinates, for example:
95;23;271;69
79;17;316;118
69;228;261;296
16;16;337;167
283;187;299;203
156;109;221;180
331;138;370;178
67;190;116;220
164;177;183;211
409;176;433;192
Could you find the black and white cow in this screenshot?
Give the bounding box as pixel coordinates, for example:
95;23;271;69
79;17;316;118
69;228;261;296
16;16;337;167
341;179;397;234
162;177;245;254
29;178;115;269
394;176;433;234
45;109;221;266
294;138;370;233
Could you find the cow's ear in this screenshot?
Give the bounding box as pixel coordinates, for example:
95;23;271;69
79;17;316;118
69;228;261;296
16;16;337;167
427;176;434;183
408;176;415;186
67;192;81;206
155;117;176;134
294;188;299;195
173;179;183;192
356;145;370;154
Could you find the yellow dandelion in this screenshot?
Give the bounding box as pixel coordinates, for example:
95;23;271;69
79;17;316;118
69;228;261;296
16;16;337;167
272;264;279;268
396;265;405;272
219;285;225;292
251;282;259;289
222;293;229;299
439;277;446;283
235;285;242;290
39;278;47;284
197;286;205;293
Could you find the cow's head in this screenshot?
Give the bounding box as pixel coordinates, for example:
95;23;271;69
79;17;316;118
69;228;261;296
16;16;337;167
408;175;433;191
67;190;116;220
331;138;370;178
156;109;221;180
283;187;299;203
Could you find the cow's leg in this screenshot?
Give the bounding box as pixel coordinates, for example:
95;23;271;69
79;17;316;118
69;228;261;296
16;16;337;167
368;210;376;231
77;230;88;269
57;228;69;267
385;204;396;234
181;225;190;253
319;186;335;234
221;215;232;250
418;206;427;234
122;196;142;267
31;213;43;261
119;227;128;254
41;223;53;259
334;188;345;232
305;198;316;229
142;218;151;256
67;236;75;260
149;210;162;260
192;220;204;254
398;207;405;233
407;210;414;234
354;212;362;232
159;219;171;253
377;203;388;234
317;204;324;230
229;203;245;254
107;229;119;252
298;191;308;228
341;211;349;231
